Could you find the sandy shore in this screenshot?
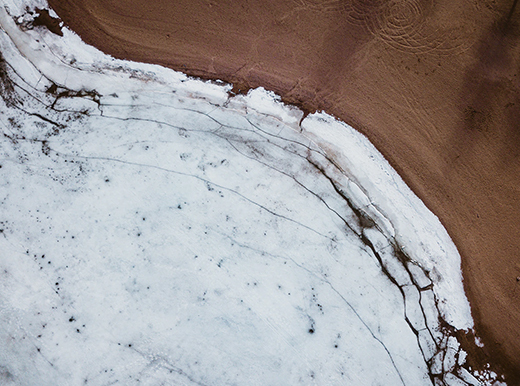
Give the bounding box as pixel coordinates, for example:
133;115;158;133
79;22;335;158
46;0;520;382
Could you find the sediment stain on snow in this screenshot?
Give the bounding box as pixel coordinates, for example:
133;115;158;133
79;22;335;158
0;3;505;386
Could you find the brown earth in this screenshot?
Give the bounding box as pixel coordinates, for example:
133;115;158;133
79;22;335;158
47;0;520;382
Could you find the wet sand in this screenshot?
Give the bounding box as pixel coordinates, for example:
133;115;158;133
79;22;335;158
47;0;520;381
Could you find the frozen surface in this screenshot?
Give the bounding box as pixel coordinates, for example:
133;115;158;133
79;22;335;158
0;3;501;386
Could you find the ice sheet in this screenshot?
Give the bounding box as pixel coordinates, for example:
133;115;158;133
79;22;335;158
0;3;504;385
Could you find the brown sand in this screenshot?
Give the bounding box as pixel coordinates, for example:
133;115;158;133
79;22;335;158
47;0;520;381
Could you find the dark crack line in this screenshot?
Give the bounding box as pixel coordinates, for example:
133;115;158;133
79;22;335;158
13;105;64;128
129;346;208;386
10;76;51;106
3;60;100;116
4;56;50;95
244;115;325;158
220;129;312;164
101;101;225;128
305;153;456;386
13;78;98;116
47;147;333;240
306;157;372;235
220;135;357;233
216;231;407;386
324;281;407;386
102;95;322;169
98;113;217;134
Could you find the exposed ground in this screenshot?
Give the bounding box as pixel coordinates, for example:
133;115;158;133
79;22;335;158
46;0;520;382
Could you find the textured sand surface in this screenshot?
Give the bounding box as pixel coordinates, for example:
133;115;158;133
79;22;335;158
46;0;520;382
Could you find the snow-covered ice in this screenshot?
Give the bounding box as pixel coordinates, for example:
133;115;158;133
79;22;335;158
0;2;501;385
